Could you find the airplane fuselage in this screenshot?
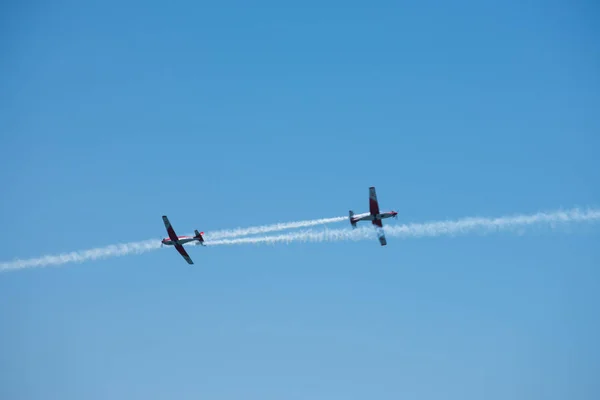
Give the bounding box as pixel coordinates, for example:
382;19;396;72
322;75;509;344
352;211;398;222
161;236;199;246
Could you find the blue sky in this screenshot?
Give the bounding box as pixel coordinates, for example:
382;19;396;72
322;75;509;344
1;0;599;398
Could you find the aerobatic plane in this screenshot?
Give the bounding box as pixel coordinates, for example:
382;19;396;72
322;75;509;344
349;186;398;246
161;215;205;264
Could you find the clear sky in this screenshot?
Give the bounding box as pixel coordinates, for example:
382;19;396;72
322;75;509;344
1;0;599;399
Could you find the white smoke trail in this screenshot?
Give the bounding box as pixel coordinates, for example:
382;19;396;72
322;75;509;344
0;216;348;272
203;216;347;240
0;215;348;272
0;239;161;272
1;207;598;272
205;207;600;246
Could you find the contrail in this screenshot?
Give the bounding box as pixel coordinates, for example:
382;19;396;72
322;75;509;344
203;216;347;240
205;207;600;246
1;207;598;272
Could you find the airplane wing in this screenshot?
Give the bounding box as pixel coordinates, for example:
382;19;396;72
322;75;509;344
162;215;179;242
378;231;387;246
369;186;380;216
175;243;194;264
373;218;385;245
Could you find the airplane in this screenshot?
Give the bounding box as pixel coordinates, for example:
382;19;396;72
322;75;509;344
161;215;205;264
349;186;398;246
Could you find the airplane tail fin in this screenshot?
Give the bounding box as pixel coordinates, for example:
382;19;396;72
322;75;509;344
194;230;205;245
349;210;357;228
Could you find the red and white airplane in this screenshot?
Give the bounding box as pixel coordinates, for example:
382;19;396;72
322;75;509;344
349;186;398;246
161;215;205;264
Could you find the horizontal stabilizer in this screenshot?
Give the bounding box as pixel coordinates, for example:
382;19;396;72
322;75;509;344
349;210;357;228
194;229;205;245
